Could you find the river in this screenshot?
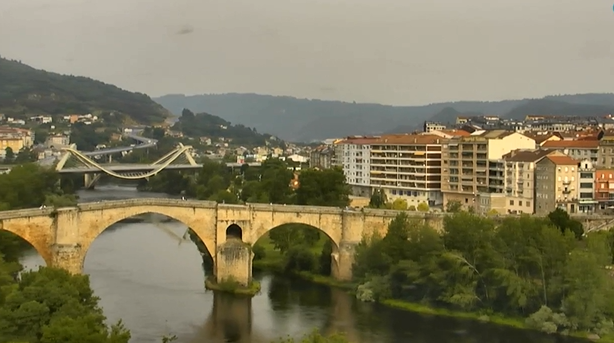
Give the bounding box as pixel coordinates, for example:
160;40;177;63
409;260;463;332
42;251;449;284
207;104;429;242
18;186;586;343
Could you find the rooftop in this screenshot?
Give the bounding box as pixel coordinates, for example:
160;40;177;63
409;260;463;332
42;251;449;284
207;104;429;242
374;134;442;145
543;155;578;165
504;149;556;162
541;140;599;148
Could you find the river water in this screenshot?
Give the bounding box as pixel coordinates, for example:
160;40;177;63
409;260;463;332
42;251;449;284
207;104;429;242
18;186;586;343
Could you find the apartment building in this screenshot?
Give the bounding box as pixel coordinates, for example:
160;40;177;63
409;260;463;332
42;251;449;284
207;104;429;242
541;140;599;164
595;169;614;211
534;155;580;215
441;130;535;210
370;134;443;206
0;126;34;153
336;137;379;197
501;149;561;214
598;133;614;168
309;145;335;169
577;159;597;213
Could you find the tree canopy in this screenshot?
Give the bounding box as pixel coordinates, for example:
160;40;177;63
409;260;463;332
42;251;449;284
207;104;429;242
353;210;614;336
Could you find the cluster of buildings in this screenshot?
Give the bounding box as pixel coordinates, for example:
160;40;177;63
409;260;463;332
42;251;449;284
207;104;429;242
310;115;614;215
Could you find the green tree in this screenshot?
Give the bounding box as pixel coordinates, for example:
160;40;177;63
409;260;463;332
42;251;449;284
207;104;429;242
388;198;407;210
369;188;387;208
445;200;462;212
0;262;130;343
416;202;429;212
4;147;14;162
295;167;349;207
548;208;584;239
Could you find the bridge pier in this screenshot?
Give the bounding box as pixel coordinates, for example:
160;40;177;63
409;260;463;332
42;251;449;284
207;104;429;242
50;243;85;274
84;173;101;189
332;241;357;281
216;239;253;286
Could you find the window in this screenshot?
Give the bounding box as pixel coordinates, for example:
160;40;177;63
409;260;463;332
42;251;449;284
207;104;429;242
519;201;523;206
526;201;531;207
580;173;592;178
510;200;514;205
580;182;593;188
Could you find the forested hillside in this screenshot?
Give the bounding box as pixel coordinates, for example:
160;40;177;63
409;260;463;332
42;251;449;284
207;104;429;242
0;57;170;124
172;109;281;146
155;93;614;142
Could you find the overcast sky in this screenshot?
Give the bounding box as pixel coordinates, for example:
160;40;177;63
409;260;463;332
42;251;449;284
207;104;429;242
1;0;612;106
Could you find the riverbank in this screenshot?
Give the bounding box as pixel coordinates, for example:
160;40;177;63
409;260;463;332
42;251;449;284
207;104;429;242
252;239;612;342
204;276;261;296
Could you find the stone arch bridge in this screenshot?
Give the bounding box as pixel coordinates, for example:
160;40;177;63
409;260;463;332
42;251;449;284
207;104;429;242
0;198;610;286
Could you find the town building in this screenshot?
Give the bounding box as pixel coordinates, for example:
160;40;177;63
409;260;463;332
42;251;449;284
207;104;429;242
598;133;614;168
0;126;34;153
370;134;443;206
534;155;580;215
540;140;599;164
595;169;614;211
45;134;70;148
577;159;597;213
336;137;379;197
441;130;535;210
499;149;561;214
309;145;335;169
423;121;447;132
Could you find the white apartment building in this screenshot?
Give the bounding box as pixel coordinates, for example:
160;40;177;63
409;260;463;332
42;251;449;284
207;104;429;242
336;137;379;197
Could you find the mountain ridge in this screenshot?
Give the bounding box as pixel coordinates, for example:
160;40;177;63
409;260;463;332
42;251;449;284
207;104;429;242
0;57;170;125
155;93;614;142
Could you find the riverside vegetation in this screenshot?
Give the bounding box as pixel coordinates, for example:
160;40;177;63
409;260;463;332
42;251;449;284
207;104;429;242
352;208;614;340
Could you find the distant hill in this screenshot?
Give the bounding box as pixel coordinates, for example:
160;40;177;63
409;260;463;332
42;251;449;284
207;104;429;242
0;57;170;124
173;109;282;146
155;93;614;142
504;98;614;120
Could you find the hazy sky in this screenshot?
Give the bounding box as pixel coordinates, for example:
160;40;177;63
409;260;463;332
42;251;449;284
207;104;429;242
1;0;612;105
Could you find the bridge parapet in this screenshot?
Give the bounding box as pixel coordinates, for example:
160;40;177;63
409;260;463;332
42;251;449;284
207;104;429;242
77;198;218;211
251;203;344;214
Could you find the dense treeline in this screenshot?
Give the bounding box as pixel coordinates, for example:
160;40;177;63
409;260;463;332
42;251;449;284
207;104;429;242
172;109;281;146
353;209;614;337
0;57;168;124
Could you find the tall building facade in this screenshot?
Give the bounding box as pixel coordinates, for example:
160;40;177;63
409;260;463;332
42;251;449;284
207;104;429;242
370;134;443;206
441;130;535;210
336;137;378;197
534;155;580;215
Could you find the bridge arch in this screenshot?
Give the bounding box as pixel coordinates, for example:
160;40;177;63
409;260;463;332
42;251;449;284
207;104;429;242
0;219;53;266
247;209;343;248
78;205;217;266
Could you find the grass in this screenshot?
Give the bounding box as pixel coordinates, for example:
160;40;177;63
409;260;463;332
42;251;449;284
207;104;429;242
205;276;261;296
